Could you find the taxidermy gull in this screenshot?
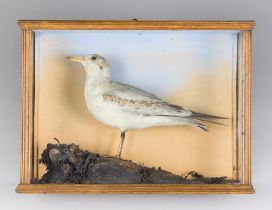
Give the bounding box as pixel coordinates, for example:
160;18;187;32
66;54;226;158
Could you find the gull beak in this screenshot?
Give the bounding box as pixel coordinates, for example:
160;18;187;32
65;56;85;62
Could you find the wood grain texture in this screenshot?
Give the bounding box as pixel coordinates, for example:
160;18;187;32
241;31;252;184
21;30;34;184
18;20;255;194
16;184;255;194
17;20;256;30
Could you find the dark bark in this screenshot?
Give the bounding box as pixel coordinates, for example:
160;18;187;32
36;138;235;184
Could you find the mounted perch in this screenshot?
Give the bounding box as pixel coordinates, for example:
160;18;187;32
37;138;233;184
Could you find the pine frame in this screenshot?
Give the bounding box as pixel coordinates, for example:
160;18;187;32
16;20;255;194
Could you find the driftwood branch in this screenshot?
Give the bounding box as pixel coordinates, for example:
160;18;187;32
37;138;233;184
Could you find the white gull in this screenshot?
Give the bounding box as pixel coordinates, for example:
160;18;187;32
66;54;226;158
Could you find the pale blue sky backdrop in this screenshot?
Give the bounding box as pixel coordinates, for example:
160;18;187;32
35;30;238;97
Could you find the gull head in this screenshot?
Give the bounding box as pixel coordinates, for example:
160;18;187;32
66;54;110;79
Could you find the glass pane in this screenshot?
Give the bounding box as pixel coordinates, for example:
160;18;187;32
33;30;242;184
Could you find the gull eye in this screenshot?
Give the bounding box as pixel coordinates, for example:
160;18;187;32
91;56;96;60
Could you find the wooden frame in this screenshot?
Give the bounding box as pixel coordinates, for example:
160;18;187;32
16;20;255;194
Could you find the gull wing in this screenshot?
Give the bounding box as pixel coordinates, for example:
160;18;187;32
102;81;192;117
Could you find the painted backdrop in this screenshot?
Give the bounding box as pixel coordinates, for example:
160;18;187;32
34;30;238;179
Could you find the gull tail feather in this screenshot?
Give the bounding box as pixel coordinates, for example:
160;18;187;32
190;112;229;126
195;123;209;132
144;113;226;131
191;111;228;119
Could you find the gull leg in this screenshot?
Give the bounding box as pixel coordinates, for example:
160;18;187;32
117;131;126;158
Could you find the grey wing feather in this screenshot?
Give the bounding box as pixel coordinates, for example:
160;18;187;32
106;81;228;123
104;81;192;117
111;82;161;100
